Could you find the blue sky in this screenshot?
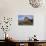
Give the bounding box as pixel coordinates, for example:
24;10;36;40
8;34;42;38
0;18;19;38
18;15;33;20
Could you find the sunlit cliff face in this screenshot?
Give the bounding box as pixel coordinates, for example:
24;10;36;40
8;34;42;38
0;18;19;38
29;0;43;8
23;17;32;25
24;17;29;22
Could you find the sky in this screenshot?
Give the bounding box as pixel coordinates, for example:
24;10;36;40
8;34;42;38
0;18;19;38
18;15;33;20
